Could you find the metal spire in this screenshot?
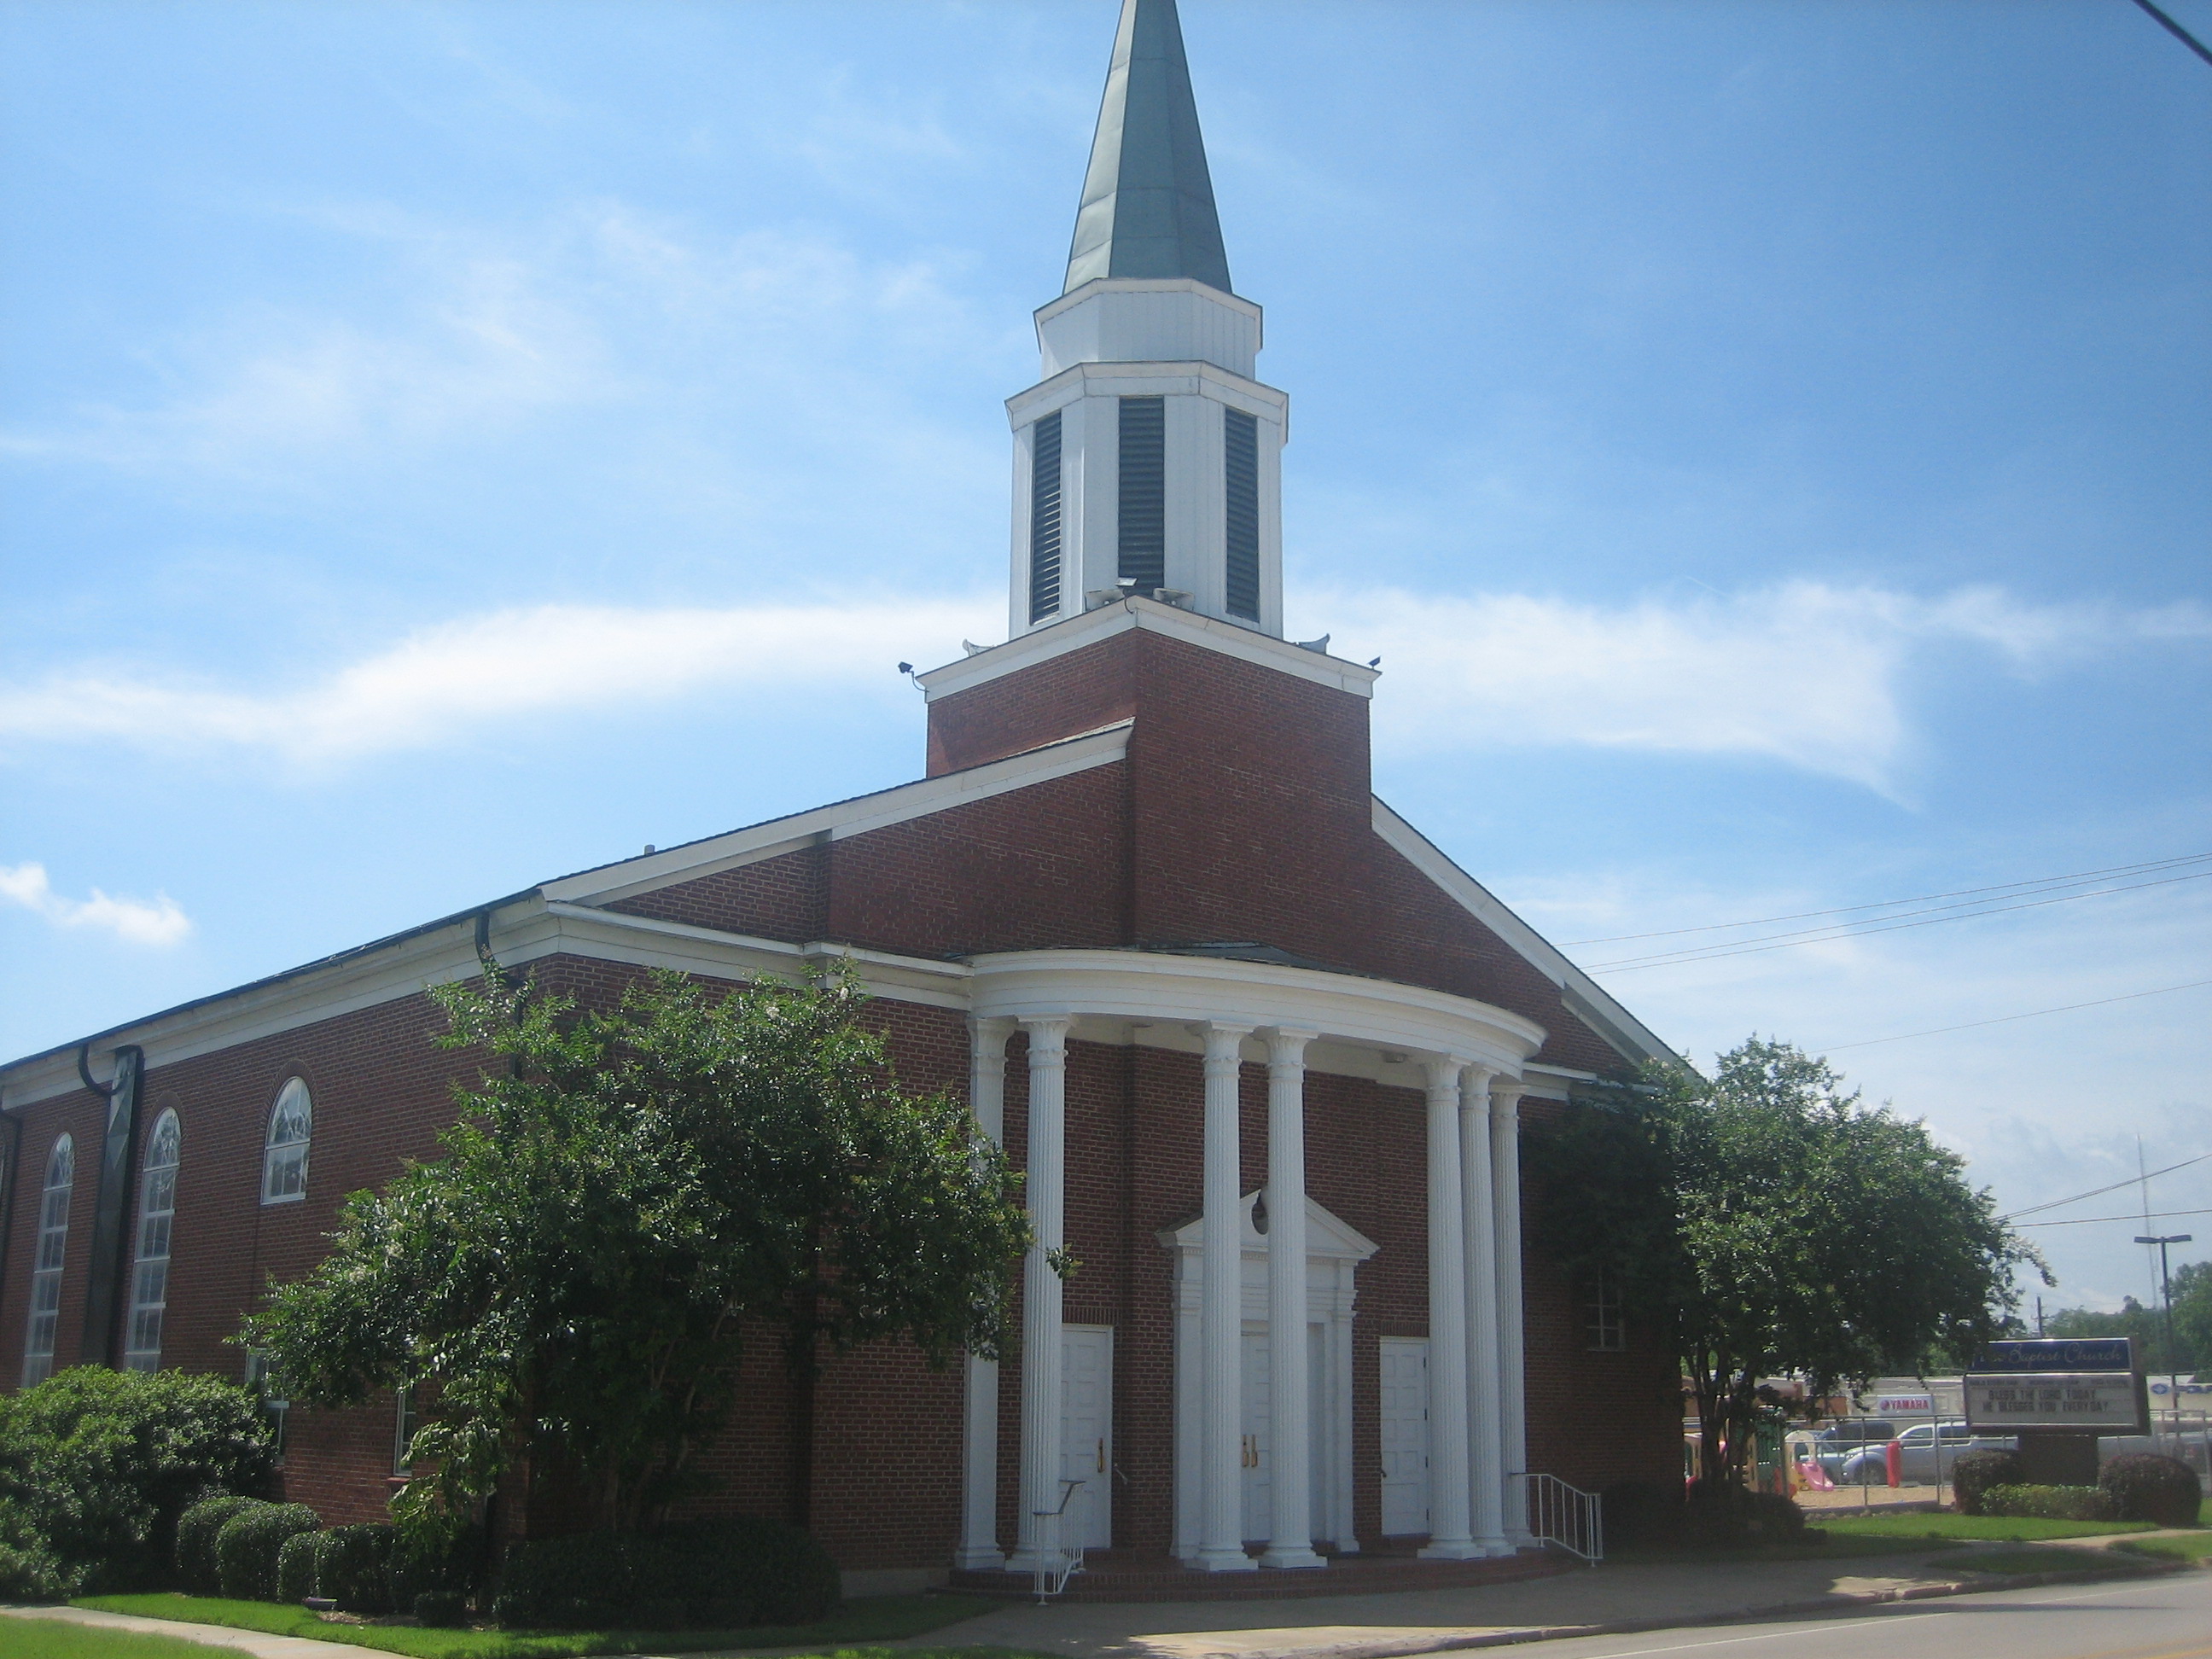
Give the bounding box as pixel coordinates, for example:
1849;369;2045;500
1064;0;1232;295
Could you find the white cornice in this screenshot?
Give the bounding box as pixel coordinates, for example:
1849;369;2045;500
1005;359;1287;428
1368;800;1681;1072
969;947;1545;1074
1036;276;1264;335
917;595;1377;703
541;720;1132;906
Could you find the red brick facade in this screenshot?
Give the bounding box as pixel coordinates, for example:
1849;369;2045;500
0;615;1681;1575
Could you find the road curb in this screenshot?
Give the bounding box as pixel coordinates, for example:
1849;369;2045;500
1132;1555;2194;1659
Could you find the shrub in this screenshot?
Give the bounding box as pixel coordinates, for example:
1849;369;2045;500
0;1367;273;1593
1600;1481;1684;1548
216;1502;321;1601
392;1515;486;1607
1980;1483;2117;1521
2101;1453;2202;1527
276;1529;321;1604
1952;1449;2025;1516
0;1502;77;1601
491;1517;838;1630
1679;1481;1807;1548
315;1523;396;1614
413;1590;469;1627
178;1495;268;1596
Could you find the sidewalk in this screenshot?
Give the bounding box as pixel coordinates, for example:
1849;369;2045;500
893;1545;2172;1659
0;1604;361;1659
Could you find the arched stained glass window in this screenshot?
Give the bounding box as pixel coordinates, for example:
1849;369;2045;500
23;1135;74;1387
124;1109;181;1371
262;1079;311;1204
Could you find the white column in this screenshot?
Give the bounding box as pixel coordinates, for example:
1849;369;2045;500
1492;1081;1532;1545
1458;1067;1509;1556
1420;1057;1479;1558
1260;1028;1324;1569
1010;1016;1071;1572
1198;1022;1257;1570
957;1016;1015;1570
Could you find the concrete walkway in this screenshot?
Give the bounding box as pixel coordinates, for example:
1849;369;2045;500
889;1546;2180;1659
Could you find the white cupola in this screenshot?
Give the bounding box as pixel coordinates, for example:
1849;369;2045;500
1005;0;1288;641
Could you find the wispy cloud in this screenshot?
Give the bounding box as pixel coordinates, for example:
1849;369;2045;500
0;864;190;946
0;598;998;765
1324;581;2211;793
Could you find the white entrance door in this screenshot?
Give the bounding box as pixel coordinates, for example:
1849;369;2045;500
1241;1330;1272;1543
1060;1325;1113;1549
1379;1337;1429;1537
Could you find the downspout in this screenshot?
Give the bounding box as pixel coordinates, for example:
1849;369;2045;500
78;1043;145;1367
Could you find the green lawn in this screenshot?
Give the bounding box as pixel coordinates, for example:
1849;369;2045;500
63;1593;1003;1659
0;1618;231;1659
1813;1511;2158;1543
2115;1532;2212;1563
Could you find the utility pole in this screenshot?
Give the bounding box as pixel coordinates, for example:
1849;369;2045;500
2133;1231;2192;1450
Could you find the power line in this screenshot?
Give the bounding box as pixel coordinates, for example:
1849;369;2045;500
1813;980;2212;1053
2131;0;2212;67
2017;1207;2212;1230
1583;869;2212;972
2004;1150;2212;1220
1559;851;2212;946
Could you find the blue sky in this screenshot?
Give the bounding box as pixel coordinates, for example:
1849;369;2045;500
3;0;2207;1316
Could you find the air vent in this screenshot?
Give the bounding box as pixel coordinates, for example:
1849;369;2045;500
1028;410;1063;624
1118;397;1165;596
1224;406;1259;620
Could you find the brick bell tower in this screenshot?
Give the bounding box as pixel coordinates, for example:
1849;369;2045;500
918;0;1390;965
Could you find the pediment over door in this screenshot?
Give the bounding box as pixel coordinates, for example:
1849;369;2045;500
1158;1192;1379;1263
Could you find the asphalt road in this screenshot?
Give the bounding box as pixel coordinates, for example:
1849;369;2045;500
1518;1571;2212;1659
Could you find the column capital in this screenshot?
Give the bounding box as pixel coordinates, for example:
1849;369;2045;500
1198;1022;1254;1066
1422;1053;1472;1096
1461;1065;1497;1109
1020;1015;1073;1052
970;1014;1016;1051
1491;1079;1526;1120
1263;1027;1317;1067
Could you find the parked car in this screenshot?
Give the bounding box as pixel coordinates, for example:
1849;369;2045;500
1790;1420;1897;1478
1837;1421;2017;1485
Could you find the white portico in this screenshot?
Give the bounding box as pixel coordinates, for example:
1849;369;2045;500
955;948;1547;1572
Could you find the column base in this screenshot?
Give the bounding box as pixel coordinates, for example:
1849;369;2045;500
1194;1546;1260;1573
954;1546;1007;1571
1258;1545;1327;1569
1472;1535;1513;1557
1504;1528;1537;1548
1418;1538;1484;1560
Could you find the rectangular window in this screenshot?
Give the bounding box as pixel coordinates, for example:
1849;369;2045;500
245;1353;289;1461
1223;406;1260;620
1117;396;1165;597
1028;410;1064;624
393;1380;419;1477
23;1143;73;1388
1586;1269;1625;1352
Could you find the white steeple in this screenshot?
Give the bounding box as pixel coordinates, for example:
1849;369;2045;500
1005;0;1288;641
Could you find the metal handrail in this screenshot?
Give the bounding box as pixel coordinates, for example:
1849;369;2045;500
1522;1471;1603;1564
1032;1478;1087;1602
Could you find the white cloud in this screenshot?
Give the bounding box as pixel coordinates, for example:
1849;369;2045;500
0;597;998;765
0;864;191;947
1318;581;2211;792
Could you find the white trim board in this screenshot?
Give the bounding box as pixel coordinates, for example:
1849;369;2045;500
1368;799;1680;1071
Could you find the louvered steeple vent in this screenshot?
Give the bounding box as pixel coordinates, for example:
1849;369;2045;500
1004;0;1288;641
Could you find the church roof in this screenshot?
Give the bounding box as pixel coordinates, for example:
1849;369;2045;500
1064;0;1233;295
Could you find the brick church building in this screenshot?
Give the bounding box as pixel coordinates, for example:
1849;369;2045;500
0;0;1685;1593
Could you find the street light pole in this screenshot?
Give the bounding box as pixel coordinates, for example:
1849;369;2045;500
2133;1232;2193;1451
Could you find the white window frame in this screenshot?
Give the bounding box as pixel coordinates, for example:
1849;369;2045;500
124;1109;181;1372
261;1078;311;1204
1586;1267;1626;1353
23;1134;75;1388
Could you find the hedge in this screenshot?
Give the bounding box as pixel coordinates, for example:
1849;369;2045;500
0;1367;272;1596
1950;1449;2024;1516
177;1496;268;1597
276;1529;321;1604
215;1502;321;1601
490;1517;838;1630
2100;1454;2202;1527
1979;1483;2117;1521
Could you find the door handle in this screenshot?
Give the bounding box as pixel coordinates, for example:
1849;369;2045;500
1097;1438;1105;1473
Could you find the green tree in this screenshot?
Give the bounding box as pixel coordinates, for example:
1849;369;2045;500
1530;1037;2044;1488
242;968;1030;1532
2048;1260;2212;1374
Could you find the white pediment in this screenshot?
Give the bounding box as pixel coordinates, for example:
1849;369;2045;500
1159;1191;1378;1262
